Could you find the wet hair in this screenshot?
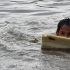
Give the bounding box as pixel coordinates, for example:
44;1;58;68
57;18;70;32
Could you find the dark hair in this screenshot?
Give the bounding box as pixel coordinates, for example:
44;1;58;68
57;18;70;32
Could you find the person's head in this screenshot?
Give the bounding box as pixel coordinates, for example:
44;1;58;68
56;18;70;37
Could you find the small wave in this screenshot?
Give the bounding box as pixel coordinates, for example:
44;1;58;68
32;12;62;16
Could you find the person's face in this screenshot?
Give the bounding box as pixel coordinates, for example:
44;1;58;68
56;24;70;38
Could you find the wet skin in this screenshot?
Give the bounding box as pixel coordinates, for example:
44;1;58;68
56;24;70;37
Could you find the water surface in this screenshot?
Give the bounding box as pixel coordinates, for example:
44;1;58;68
0;0;70;70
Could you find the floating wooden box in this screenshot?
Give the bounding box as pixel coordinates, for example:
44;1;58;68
41;34;70;49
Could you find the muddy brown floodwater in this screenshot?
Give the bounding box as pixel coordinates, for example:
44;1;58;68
0;0;70;70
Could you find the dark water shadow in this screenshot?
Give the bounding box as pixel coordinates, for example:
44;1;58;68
41;48;70;54
0;10;47;13
10;0;38;4
55;0;66;2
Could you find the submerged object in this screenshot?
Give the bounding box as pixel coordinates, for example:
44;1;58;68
41;34;70;49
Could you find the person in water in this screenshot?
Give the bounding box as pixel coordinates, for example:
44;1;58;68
56;18;70;37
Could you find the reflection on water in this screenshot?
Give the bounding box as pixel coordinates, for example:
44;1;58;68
0;0;70;70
